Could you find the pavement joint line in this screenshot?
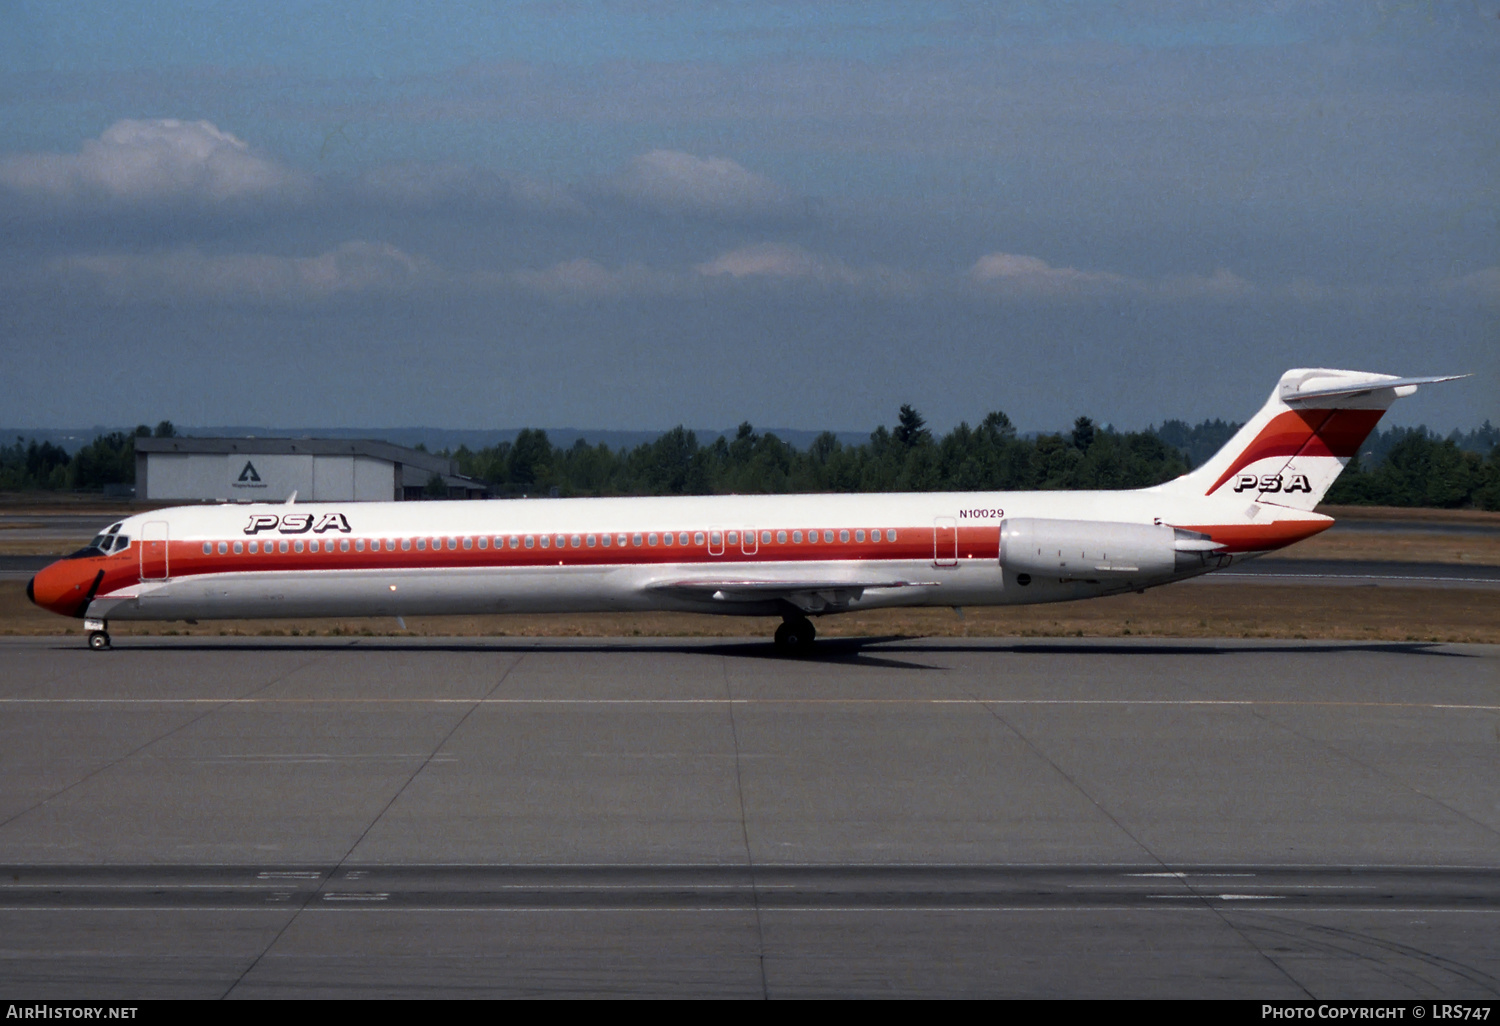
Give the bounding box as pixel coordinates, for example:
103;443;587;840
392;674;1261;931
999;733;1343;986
3;697;1497;710
0;861;1491;870
1215;573;1500;583
0;906;1496;914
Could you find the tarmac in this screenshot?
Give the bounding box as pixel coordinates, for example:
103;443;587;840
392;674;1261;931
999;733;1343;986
0;634;1497;997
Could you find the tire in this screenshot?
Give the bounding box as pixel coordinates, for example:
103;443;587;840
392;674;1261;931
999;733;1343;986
88;631;110;651
773;618;816;653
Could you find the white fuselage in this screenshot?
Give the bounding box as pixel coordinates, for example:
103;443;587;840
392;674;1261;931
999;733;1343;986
71;487;1290;624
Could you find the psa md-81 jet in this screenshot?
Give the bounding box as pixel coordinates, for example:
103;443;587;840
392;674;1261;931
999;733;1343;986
28;368;1465;652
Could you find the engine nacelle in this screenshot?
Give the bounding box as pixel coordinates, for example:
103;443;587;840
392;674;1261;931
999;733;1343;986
1000;518;1218;579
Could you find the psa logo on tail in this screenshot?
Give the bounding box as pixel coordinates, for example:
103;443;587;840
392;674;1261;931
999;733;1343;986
1234;473;1312;494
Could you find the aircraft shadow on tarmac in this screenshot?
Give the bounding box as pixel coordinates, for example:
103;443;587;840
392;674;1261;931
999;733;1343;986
61;635;1474;668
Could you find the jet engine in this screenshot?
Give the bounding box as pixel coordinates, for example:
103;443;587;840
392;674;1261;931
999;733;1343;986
999;518;1222;579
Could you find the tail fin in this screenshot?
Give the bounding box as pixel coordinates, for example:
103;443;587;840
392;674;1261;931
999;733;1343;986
1160;369;1466;512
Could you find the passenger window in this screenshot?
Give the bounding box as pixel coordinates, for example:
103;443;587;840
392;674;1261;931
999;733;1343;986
792;531;802;543
279;540;289;553
761;531;771;544
355;539;365;552
340;539;350;552
618;535;628;547
662;533;673;546
447;538;457;550
310;540;320;553
202;542;212;554
294;540;304;553
633;534;644;546
540;536;550;548
601;534;611;547
726;532;737;545
587;535;597;547
525;536;535;549
887;530;897;541
855;530;865;542
233;541;243;554
215;541;226;555
248;541;258;554
477;537;486;550
647;533;657;546
839;530;849;543
557;535;568;548
509;536;520;548
571;535;582;548
464;537;473;550
776;531;787;543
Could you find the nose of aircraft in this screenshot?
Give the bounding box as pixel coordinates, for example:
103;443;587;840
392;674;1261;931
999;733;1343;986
28;559;105;618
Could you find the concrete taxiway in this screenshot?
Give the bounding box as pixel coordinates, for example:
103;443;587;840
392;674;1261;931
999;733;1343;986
0;635;1496;998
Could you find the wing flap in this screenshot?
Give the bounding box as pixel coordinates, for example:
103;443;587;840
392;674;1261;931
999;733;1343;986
649;577;939;609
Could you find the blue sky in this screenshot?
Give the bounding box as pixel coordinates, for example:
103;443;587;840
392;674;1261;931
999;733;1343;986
0;1;1494;432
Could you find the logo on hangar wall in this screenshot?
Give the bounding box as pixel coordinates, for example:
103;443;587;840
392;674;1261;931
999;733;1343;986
233;461;267;489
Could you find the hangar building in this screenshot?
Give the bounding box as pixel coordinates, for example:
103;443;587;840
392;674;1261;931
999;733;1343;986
133;438;487;502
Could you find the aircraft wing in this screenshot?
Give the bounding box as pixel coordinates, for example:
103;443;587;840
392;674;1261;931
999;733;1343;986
648;577;939;612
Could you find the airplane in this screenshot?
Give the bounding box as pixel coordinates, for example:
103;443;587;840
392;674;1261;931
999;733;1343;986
28;368;1466;653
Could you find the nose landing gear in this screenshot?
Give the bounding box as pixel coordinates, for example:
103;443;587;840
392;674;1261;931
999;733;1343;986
84;617;110;651
773;615;816;654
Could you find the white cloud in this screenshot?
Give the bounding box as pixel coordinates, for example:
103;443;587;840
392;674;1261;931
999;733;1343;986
56;241;434;302
0;119;308;206
607;150;795;217
1159;267;1255;299
696;242;861;284
969;252;1259;300
504;244;907;300
969;252;1130;294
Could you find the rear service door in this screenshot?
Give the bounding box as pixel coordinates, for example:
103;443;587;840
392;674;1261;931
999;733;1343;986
933;517;958;567
141;521;170;580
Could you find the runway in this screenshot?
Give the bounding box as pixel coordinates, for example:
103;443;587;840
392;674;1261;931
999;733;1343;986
0;635;1497;997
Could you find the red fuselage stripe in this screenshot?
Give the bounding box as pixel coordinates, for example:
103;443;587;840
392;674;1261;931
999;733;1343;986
99;526;982;596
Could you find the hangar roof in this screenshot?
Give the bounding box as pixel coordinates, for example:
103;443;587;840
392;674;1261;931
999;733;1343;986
134;436;456;475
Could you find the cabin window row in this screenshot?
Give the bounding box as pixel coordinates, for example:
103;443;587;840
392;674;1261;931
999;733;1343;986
202;528;901;557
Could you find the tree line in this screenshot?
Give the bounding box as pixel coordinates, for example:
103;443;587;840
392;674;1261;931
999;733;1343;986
0;422;175;492
3;414;1497;510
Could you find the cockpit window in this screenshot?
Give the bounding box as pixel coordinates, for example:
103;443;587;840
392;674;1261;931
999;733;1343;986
111;536;130;551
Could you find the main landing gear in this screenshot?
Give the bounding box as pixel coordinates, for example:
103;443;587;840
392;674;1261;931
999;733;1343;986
84;618;110;651
773;615;816;654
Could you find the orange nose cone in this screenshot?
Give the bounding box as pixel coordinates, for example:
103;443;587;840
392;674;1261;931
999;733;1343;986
28;559;105;619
